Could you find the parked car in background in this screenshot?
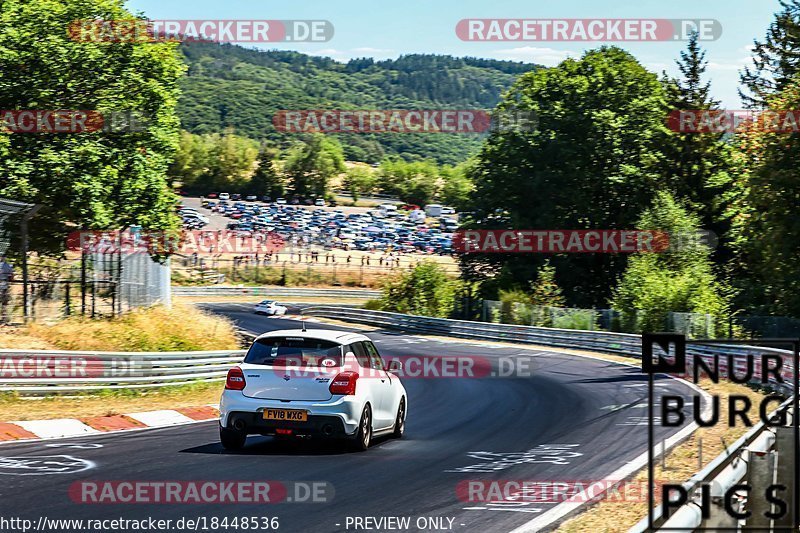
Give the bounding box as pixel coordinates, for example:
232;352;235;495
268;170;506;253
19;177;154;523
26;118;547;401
425;204;442;217
315;198;326;206
219;192;230;201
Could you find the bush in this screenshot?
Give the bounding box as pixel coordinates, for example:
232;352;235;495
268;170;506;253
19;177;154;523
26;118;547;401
362;299;383;310
379;262;460;318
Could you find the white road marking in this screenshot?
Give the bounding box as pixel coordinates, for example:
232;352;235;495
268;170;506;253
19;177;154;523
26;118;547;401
13;419;100;439
125;410;195;427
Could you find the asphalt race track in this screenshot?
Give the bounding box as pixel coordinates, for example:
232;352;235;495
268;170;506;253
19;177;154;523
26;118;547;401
0;303;698;533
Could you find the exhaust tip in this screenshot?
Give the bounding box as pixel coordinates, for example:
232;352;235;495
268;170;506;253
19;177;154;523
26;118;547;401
322;424;334;436
232;419;246;431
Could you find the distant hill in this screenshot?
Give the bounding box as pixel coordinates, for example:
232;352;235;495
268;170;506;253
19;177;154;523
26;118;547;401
177;42;540;164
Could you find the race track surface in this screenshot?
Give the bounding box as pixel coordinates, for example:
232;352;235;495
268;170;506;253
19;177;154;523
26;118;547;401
0;304;697;533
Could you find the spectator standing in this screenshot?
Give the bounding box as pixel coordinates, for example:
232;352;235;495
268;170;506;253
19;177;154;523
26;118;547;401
0;256;14;324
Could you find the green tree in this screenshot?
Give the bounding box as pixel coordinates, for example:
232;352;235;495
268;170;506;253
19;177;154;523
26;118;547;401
284;135;345;198
247;146;284;198
661;31;735;256
611;192;726;333
464;47;672;308
169;131;210;189
379;261;460;318
439;162;474;209
729;76;800;316
0;0;186;255
205;129;259;190
378;159;439;206
740;0;800;108
343;165;377;203
530;261;565;307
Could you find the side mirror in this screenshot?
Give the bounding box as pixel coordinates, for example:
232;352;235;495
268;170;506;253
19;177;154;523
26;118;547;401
387;360;402;373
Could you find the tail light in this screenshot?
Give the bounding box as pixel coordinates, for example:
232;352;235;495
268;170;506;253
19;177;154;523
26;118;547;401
329;372;358;395
225;367;246;390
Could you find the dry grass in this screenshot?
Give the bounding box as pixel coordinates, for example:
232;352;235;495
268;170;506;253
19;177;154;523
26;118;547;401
0;304;240;421
0;382;223;421
556;379;770;533
0;327;58;349
25;303;239;352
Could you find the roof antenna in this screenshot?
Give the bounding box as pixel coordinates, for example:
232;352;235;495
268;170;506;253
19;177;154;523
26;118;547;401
301;319;307;333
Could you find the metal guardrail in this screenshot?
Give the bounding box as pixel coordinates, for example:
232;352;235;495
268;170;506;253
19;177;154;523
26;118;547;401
172;286;380;299
0;349;245;394
1;305;795;528
629;399;796;532
299;306;798;530
299;307;796;384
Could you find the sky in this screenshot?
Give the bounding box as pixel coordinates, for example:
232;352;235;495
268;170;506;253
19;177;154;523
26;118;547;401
125;0;781;108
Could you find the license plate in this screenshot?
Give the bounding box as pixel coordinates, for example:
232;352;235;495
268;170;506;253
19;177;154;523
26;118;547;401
263;408;307;422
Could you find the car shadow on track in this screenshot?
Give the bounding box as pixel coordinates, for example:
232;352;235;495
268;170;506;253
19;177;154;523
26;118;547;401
180;435;396;456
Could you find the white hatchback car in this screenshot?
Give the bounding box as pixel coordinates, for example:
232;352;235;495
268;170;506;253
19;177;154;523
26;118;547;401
253;300;288;316
219;329;407;451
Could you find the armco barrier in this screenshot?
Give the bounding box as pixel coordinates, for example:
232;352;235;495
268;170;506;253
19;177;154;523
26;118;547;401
299;306;797;530
0;349;245;394
172;286;380;299
299;306;795;386
2;306;796;528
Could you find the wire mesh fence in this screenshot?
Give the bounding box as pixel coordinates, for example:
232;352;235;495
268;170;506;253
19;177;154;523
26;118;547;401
0;251;170;324
479;299;726;337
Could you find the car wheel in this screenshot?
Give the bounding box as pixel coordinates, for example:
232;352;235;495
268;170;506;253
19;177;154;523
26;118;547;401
392;398;405;438
219;426;246;450
351;405;372;452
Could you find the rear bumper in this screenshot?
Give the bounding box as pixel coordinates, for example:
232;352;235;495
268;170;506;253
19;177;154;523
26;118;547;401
225;411;350;438
220;391;362;436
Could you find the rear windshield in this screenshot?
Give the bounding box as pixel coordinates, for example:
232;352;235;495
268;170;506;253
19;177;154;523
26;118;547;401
244;337;342;367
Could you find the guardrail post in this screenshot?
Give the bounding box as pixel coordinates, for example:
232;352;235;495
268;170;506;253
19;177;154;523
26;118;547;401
744;450;777;530
699;496;740;529
774;426;796;530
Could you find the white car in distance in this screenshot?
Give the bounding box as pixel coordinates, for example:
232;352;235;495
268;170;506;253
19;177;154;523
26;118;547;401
253;300;288;316
219;329;407;451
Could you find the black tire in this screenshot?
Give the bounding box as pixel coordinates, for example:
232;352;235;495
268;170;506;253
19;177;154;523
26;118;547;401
392;398;406;438
220;426;246;450
351;405;372;452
